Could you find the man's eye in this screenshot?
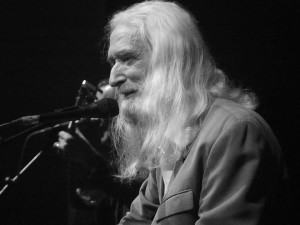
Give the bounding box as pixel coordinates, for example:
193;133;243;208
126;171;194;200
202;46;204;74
122;55;134;62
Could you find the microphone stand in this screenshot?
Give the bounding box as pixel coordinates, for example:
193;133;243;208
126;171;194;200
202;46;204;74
0;122;68;198
0;122;52;145
0;150;43;196
0;80;97;198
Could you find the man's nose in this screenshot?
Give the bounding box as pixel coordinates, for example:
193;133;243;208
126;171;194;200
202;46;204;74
109;64;127;87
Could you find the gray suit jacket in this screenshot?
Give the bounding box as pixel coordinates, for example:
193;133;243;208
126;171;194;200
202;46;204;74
119;99;288;225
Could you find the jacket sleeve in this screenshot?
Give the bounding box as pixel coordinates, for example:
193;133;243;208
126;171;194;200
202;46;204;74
196;119;285;225
119;169;160;225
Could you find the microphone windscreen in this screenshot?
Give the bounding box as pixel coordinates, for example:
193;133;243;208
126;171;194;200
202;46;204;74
93;98;119;118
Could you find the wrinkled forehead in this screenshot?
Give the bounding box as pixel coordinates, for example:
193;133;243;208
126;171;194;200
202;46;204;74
110;24;135;42
108;24;144;54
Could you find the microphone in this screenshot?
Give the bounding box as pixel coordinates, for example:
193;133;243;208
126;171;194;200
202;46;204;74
0;98;119;132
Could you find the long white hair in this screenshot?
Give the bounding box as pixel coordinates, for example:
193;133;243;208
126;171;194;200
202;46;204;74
106;1;257;180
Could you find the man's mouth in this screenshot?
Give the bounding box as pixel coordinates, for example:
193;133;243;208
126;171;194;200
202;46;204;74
120;90;138;98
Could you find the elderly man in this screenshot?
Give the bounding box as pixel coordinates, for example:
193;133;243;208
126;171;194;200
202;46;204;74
106;1;289;225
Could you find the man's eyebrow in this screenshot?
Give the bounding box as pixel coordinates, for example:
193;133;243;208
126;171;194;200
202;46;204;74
107;49;138;62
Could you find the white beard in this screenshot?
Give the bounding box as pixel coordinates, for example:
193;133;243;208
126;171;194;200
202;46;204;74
118;94;142;125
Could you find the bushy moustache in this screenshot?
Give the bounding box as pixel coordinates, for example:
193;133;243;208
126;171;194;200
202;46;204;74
116;82;141;96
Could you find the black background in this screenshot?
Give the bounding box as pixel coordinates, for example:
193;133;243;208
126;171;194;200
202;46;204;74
0;0;298;224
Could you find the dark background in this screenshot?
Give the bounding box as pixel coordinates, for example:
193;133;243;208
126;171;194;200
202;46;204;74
0;0;298;224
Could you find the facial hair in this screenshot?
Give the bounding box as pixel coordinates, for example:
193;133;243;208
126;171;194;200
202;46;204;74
116;83;144;125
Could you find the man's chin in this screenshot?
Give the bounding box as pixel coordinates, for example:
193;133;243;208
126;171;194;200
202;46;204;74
119;99;139;124
119;98;131;112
